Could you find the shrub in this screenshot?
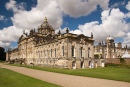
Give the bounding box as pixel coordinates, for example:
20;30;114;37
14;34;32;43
120;58;125;63
94;54;99;59
105;63;130;69
105;63;121;67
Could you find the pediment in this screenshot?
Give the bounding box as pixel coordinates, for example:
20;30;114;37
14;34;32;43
19;34;26;41
80;38;85;44
77;34;85;38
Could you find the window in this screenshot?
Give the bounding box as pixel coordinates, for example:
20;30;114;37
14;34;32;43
62;46;64;56
51;49;52;57
88;48;90;58
38;51;40;58
55;48;56;57
41;51;42;58
80;47;83;57
72;46;74;57
47;50;48;57
44;50;46;57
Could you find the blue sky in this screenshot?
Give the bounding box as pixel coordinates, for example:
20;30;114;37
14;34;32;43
0;0;130;49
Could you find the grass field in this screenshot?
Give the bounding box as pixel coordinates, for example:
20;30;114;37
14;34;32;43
11;64;130;82
0;68;60;87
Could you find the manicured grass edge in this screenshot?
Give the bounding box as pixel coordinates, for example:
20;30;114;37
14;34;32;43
6;63;130;83
0;67;60;87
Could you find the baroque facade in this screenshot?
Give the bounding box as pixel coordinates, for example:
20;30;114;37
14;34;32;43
6;17;105;69
94;35;130;59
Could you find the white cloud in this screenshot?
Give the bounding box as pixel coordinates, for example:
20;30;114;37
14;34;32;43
2;0;129;49
0;0;63;48
0;41;10;48
122;25;130;46
126;1;130;11
0;26;22;42
9;0;63;30
0;15;8;23
55;0;109;17
70;29;82;35
71;8;129;43
0;15;5;21
11;0;62;30
125;1;130;18
111;1;125;8
5;0;26;13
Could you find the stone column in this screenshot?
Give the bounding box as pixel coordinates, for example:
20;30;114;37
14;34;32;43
75;45;77;59
6;52;9;61
84;60;89;68
64;43;67;58
76;60;81;69
90;45;94;58
106;44;110;58
84;44;88;59
67;42;71;58
76;43;80;59
67;61;72;69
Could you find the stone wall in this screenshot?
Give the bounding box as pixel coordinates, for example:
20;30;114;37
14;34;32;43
105;58;130;64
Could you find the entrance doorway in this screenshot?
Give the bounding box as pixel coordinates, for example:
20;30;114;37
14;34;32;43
81;61;84;68
89;61;91;68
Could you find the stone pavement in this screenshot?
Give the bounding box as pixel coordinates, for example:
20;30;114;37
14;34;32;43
0;63;130;87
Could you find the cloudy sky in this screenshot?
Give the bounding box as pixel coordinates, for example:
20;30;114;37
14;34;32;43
0;0;130;49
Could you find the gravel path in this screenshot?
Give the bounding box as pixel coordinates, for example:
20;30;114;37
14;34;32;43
0;63;130;87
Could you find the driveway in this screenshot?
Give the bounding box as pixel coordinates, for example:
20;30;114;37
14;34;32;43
0;63;130;87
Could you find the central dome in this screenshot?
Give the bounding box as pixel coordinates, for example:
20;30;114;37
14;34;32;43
37;17;55;35
40;17;54;30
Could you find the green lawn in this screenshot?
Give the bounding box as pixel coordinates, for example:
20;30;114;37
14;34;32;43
11;64;130;82
0;68;60;87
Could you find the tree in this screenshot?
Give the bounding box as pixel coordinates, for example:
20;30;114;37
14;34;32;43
0;47;6;61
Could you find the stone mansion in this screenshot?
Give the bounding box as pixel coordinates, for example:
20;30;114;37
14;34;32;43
6;17;129;69
94;36;130;59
